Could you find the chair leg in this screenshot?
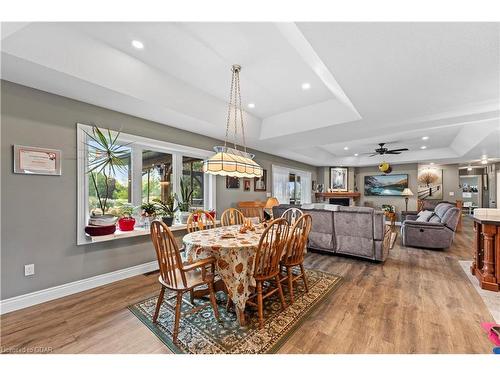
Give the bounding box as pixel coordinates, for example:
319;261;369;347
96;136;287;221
173;292;183;343
300;264;309;293
275;275;287;311
207;281;220;320
287;267;294;304
153;286;165;323
257;281;264;330
190;290;195;304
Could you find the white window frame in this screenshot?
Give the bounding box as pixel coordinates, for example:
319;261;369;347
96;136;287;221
76;123;216;245
271;164;312;205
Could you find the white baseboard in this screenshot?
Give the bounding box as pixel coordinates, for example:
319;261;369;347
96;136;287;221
0;260;159;315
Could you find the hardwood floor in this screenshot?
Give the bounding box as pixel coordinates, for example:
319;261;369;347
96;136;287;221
0;218;494;354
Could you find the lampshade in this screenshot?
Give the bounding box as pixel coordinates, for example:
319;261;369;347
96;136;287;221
203;64;263;178
401;188;414;197
203;146;263;178
265;197;280;209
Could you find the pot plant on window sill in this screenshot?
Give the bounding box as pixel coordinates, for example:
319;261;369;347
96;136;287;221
116;203;137;231
84;125;131;237
140;202;157;227
153;193;178;227
176;179;194;224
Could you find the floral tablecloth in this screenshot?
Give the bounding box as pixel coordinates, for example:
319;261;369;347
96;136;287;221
183;225;263;310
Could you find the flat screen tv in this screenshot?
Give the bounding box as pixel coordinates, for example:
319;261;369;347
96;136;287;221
364;174;409;196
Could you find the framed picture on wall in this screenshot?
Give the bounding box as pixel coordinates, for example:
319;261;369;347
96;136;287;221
417;167;443;200
243;178;251;191
329;167;348;191
226;176;240;189
254;169;267;191
13;145;62;176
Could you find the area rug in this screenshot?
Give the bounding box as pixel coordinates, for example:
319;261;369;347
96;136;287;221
459;260;500;323
129;269;342;354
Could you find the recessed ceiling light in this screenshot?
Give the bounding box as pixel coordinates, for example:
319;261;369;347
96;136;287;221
422;136;429;141
301;82;311;90
467;166;473;171
430;162;435;165
420;145;427;150
247;103;255;109
354;153;359;157
343;146;349;151
131;40;144;49
481;159;488;165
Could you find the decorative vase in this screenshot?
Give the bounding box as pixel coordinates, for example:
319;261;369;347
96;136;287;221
88;214;118;226
85;224;116;236
162;216;174;227
118;217;136;231
179;211;190;224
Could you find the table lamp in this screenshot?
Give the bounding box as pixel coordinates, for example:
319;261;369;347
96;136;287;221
264;197;279;221
401;188;414;212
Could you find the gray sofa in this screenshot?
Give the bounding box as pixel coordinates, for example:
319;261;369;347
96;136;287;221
273;204;390;262
400;202;461;249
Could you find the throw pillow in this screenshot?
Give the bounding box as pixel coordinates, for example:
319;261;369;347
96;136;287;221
416;210;434;222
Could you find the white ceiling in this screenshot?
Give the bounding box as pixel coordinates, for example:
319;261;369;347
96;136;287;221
1;22;499;167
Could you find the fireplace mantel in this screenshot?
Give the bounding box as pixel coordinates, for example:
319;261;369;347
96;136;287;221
315;192;361;200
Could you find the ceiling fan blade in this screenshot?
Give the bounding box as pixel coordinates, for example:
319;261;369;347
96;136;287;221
387;148;409;152
368;154;378;157
385;151;402;154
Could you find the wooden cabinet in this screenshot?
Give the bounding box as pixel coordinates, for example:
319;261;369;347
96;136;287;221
471;217;500;292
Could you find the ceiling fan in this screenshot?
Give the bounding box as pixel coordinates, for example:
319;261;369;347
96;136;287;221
366;143;409;157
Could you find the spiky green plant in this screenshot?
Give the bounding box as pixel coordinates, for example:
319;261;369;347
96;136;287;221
84;125;130;215
176;178;194;212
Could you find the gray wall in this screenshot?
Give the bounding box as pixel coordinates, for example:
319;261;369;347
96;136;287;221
1;80;317;299
355;164;419;214
355;163;460;218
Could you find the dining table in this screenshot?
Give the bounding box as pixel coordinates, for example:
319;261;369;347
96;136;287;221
182;224;265;326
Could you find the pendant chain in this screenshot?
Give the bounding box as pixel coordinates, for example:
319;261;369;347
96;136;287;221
223;65;246;152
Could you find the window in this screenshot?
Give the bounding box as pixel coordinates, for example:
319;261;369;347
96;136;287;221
77;123;216;244
182;156;204;209
142;150;173;203
87;141;131;216
272;165;311;205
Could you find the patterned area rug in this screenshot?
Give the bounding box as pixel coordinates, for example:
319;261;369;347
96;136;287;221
129;269;342;354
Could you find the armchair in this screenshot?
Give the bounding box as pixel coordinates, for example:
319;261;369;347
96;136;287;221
401;203;461;249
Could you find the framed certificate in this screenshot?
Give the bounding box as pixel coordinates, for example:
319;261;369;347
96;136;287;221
13;145;62;176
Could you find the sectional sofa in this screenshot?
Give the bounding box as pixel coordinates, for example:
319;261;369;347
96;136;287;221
273;204;390;262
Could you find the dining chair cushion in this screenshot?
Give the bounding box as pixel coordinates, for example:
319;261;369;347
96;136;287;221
158;266;215;290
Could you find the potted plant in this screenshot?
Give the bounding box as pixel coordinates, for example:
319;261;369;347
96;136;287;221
153;193;178;227
176;179;193;224
117;203;137;231
140;202;157;226
84;125;130;236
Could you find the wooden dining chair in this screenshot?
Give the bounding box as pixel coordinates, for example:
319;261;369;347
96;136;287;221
237;200;265;221
220;208;245;226
281;207;303;226
186;209;216;233
246;218;290;329
279;214;312;304
150;220;220;343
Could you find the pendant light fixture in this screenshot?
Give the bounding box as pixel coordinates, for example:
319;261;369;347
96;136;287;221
203;64;263;178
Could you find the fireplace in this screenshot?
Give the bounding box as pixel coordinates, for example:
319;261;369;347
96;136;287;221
329;198;350;206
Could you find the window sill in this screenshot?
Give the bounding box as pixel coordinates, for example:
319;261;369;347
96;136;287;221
84;221;220;244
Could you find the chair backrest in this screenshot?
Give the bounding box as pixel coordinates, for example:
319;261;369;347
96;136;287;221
186;210;216;233
150;220;186;289
253;218;290;280
281;207;304;225
220;208;245;226
284;214;312;265
237;200;265;221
